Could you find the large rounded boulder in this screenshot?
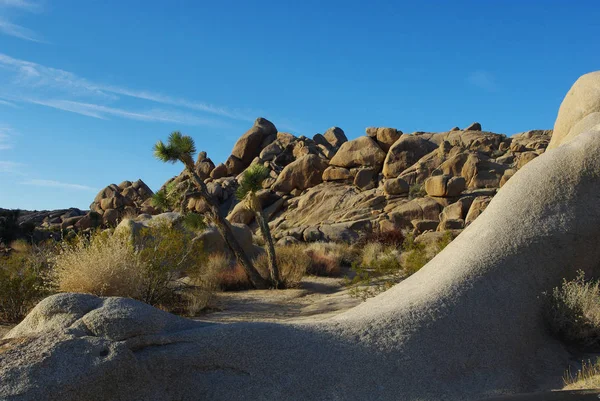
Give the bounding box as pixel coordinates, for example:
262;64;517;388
231;117;277;165
382;135;438;178
329;136;386;169
271;154;328;194
549;71;600;150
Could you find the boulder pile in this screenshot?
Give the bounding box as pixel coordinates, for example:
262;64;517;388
156;117;551;244
90;179;156;226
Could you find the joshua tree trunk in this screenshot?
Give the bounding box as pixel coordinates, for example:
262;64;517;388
250;192;279;288
182;159;267;289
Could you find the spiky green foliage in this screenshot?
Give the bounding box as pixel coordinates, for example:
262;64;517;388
236;164;270;201
183;212;205;231
151;189;171;212
153;131;197;164
152;181;189;213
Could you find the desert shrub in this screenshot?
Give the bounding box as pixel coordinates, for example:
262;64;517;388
563;357;600;390
0;248;54;323
360;242;384;267
347;232;453;300
218;263;253;291
336;243;362;266
357;229;405;248
544;271;600;350
437;231;453;251
214;254;254;291
402;233;429;276
54;223;213;315
346;243;403;300
135;222;208;309
55;230;141;297
255;245;310;288
304;242;344;276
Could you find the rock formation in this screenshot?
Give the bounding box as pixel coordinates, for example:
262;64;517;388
2;73;600;400
90;179;155;226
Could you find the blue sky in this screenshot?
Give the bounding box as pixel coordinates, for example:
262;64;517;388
1;1;599;210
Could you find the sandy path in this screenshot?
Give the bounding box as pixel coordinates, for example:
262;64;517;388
196;274;361;324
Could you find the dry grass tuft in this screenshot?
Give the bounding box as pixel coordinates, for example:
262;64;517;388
54;231;141;297
217;259;254;291
563;358;600;390
54;224;214;315
304;242;346;277
255;245;310;288
8;239;31;254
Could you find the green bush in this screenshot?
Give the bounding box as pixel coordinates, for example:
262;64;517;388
346;232;454;300
544;271;600;350
0;248;53;323
402;233;429;276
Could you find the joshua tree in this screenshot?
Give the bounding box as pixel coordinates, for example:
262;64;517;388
153;132;266;289
236;164;280;288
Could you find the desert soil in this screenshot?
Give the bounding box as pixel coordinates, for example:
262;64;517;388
197;271;361;323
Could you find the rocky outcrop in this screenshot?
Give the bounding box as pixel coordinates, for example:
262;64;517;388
424;175;466;197
90;179;155;226
67;112;553;246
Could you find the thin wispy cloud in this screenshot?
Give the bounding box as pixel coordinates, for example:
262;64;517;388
0;53;114;99
21;98;229;127
0;126;15;150
0;53;263;126
0;1;44;42
0;160;23;173
0;98;17;107
467;70;497;92
0;0;41;11
0;17;43;42
22;179;97;192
